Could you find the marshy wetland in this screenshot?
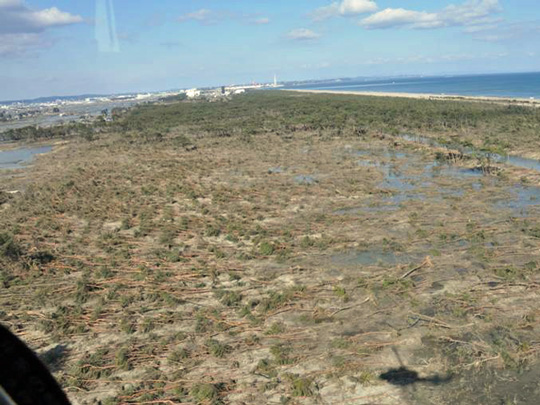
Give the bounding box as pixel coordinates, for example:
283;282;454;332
0;144;53;170
1;91;540;404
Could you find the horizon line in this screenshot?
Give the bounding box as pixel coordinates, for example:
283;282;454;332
1;69;539;105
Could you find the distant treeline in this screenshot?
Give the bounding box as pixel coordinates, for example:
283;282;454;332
112;91;540;152
0;122;99;142
3;92;540;152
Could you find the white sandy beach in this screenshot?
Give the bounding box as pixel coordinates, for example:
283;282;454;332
284;89;540;107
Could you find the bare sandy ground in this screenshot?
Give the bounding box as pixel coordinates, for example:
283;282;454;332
284;89;540;107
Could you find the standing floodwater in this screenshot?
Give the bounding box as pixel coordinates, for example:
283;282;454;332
0;145;52;170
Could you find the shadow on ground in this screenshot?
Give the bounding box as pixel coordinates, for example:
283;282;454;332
379;367;453;386
380;346;453;386
39;344;69;373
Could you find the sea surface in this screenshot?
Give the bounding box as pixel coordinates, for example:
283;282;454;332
286;72;540;99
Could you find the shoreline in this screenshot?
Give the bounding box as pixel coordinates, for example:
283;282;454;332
283;89;540;107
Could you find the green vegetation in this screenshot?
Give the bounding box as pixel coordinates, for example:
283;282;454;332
284;373;315;397
0;232;21;260
1;122;97;142
190;383;221;403
111;91;540;154
6;91;540;154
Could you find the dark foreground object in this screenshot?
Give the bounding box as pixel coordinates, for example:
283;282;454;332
379;366;452;386
0;324;70;405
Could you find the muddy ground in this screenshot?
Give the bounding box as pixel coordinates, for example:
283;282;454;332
1;94;540;404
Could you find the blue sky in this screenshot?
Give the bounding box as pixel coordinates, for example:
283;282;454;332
1;0;539;100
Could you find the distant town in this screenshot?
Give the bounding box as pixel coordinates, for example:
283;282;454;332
0;78;284;133
5;72;488;133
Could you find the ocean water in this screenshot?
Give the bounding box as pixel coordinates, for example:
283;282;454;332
286;72;540;99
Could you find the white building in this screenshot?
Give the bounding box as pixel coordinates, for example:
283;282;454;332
186;88;201;99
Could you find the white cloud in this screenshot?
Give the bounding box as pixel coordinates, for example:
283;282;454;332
0;0;82;34
160;40;185;49
301;61;331;69
312;0;378;21
177;9;216;24
360;0;501;30
462;24;499;33
31;7;83;27
0;33;52;57
339;0;378;15
177;9;270;26
470;21;540;42
0;0;22;8
0;0;82;57
361;8;440;29
286;28;321;41
359;52;508;66
443;0;501;25
253;17;270;25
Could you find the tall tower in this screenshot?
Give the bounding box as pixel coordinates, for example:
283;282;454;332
95;0;119;52
274;74;277;87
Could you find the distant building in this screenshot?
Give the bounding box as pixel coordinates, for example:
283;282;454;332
186;88;201;99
